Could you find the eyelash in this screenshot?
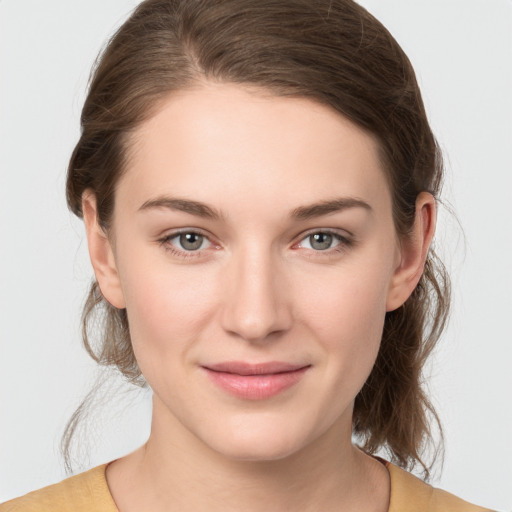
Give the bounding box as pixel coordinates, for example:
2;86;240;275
157;229;353;260
157;229;213;260
294;230;353;258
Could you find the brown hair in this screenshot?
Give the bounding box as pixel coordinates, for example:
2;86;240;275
64;0;450;477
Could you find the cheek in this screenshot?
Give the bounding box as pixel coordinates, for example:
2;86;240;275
116;251;219;371
295;262;390;386
299;260;389;334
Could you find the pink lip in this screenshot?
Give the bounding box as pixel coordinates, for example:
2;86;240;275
202;361;310;400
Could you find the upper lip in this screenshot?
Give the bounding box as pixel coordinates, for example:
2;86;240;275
203;361;310;376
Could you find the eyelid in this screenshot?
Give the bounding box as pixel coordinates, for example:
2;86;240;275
157;227;353;259
157;228;220;258
291;228;355;259
158;227;215;243
293;228;353;246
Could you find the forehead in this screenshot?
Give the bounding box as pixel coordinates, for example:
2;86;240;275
118;83;391;218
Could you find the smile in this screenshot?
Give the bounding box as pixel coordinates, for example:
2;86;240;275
201;361;311;400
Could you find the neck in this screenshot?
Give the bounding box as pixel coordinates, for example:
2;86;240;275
106;397;389;512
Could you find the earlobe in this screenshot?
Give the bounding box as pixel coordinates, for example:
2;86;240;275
82;190;126;309
386;192;436;312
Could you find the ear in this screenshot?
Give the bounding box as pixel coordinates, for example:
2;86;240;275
82;190;126;309
386;192;436;312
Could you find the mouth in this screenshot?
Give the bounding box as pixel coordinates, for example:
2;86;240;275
201;361;311;400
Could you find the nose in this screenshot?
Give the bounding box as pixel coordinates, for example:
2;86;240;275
220;245;292;343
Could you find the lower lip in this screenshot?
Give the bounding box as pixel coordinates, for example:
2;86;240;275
203;367;309;400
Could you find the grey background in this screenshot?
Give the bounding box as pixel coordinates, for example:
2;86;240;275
1;1;511;509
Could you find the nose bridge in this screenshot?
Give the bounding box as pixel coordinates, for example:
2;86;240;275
221;240;290;342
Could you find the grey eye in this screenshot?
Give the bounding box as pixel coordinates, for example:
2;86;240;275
308;233;334;251
179;232;204;251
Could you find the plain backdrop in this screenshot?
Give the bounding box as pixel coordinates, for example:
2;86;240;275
1;1;511;509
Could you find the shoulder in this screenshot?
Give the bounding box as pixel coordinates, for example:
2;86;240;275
386;462;494;512
0;465;118;512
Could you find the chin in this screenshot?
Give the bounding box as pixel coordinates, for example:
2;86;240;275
213;438;303;463
196;415;317;463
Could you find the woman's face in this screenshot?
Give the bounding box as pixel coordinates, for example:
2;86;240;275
91;83;415;461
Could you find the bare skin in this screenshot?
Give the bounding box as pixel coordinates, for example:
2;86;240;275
83;83;435;512
106;431;389;512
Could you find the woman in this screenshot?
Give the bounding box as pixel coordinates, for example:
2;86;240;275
0;0;495;510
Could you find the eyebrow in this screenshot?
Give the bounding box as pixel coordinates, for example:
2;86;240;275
138;196;223;220
291;197;372;220
138;195;372;221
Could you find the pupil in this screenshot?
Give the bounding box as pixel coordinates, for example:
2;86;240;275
180;233;203;250
310;233;332;250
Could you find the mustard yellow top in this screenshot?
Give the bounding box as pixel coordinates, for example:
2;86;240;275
0;461;492;512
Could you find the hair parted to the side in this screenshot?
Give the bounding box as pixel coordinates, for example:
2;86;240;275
63;0;450;477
